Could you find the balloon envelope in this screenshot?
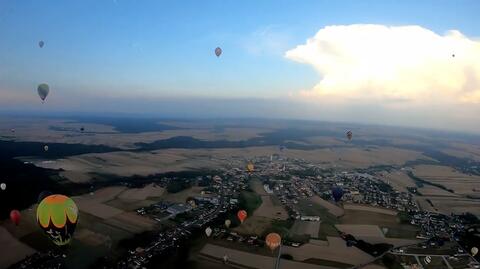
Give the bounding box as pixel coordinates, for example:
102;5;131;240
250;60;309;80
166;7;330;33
331;187;344;202
39;41;44;48
265;233;281;251
44;145;49;152
237;210;247;223
472;247;478;256
10;210;21;225
37;83;50;102
0;183;6;190
247;163;254;173
225;219;231;228
205;227;212;237
215;47;222;57
37;194;78;246
346;130;353;140
37;190;53;203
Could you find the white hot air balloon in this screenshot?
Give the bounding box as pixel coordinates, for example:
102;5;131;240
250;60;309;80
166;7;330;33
0;183;6;191
44;145;49;152
225;219;231;228
472;246;478;256
205;227;212;237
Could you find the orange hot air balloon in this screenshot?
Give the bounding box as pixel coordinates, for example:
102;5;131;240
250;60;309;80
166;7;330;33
265;233;281;251
10;210;21;226
237;210;247;223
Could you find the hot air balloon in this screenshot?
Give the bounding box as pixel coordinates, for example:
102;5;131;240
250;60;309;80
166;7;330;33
279;145;286;152
10;128;15;133
37;194;78;246
237;210;247;223
225;219;231;228
424;256;431;265
0;183;6;191
39;41;44;48
10;210;21;226
80;127;85;132
37;83;50;103
331;186;344;202
346;130;353;141
44;145;49;152
205;227;212;237
265;233;281;252
215;47;222;57
38;190;53;203
247;163;254;173
472;247;478;256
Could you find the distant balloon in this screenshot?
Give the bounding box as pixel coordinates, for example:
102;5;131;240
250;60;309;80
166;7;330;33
472;247;478;256
346;130;353;141
331;186;344;202
37;194;78;246
247;163;254;173
10;210;21;226
0;183;6;190
38;40;44;48
265;233;281;251
37;83;50;102
38;190;53;204
215;47;222;57
10;128;15;133
205;227;212;237
279;145;286;152
44;145;49;152
452;54;455;58
225;219;231;228
80;127;85;132
424;256;431;264
237;210;247;223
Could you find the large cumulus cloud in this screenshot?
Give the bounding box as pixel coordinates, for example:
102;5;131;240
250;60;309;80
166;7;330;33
285;24;480;104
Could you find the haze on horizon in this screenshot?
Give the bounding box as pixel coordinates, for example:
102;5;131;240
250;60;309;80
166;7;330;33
1;0;480;133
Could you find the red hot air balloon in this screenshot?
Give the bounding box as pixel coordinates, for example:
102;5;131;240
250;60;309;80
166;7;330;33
10;210;21;226
237;210;247;223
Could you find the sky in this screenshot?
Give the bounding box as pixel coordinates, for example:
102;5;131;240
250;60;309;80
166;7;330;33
0;0;480;133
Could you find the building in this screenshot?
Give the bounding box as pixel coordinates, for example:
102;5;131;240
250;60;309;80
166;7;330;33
167;203;192;215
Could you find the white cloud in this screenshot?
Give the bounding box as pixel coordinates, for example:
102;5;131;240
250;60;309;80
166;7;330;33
285;24;480;104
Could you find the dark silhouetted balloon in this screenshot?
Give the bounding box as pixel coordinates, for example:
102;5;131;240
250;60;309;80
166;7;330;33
10;210;21;225
215;47;222;57
346;130;353;141
38;190;53;203
37;83;50;102
39;41;44;48
331;186;344;202
80;127;85;132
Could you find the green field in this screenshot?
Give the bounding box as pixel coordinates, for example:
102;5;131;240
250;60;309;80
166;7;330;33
239;190;262;215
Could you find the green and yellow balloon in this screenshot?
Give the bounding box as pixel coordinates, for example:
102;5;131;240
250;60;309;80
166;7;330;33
37;194;78;246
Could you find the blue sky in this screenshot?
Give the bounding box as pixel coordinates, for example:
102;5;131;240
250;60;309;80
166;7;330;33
1;0;480;132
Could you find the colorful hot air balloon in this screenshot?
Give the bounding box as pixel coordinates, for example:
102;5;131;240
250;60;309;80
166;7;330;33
215;47;222;57
205;227;212;237
10;210;21;226
472;247;478;256
0;183;6;191
37;83;50;103
265;233;281;251
346;130;353;141
44;145;49;152
237;210;247;223
39;40;44;48
225;219;231;228
331;186;344;202
37;194;78;246
247;163;254;173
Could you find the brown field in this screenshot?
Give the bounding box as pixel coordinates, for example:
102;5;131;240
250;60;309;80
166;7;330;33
309;195;344;217
377;171;417;192
291;221;321;238
162;186;204;203
251;180;289;220
412;165;480;195
232;216;272;236
0;226;36;268
343;204;397;216
417;196;480;217
200;243;338;269
335;224;420;247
